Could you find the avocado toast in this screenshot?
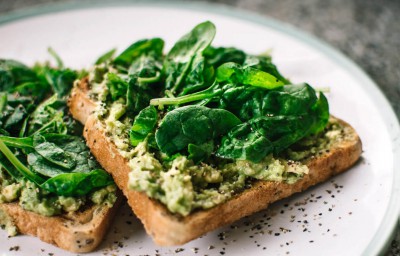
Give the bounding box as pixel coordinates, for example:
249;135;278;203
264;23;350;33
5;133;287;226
0;58;121;252
69;21;362;245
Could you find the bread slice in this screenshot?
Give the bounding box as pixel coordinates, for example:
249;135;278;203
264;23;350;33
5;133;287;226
69;80;362;246
0;198;121;253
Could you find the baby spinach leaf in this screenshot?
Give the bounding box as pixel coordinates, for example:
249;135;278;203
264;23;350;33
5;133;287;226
0;59;38;92
95;48;117;65
150;62;285;108
0;152;24;180
216;122;273;162
164;21;216;94
26;94;67;136
126;77;155;115
216;62;285;89
155;105;241;156
0;133;111;197
0;140;45;184
44;68;77;98
218;83;324;121
203;46;246;68
188;140;214;163
308;92;329;134
114;38;164;69
243;54;290;84
39;169;114;197
106;73;129;101
181;54;215;95
32;134;76;170
130;105;158;146
27;152;70;177
3;104;28;132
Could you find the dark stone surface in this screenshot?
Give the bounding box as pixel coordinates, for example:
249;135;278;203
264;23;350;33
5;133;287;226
0;0;399;255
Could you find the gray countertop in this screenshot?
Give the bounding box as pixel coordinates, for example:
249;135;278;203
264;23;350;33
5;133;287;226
0;0;399;255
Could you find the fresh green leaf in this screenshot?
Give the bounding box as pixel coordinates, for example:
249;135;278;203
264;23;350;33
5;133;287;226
243;54;289;84
203;46;246;68
40;169;114;197
27;94;67;136
95;48;117;65
114;38;164;69
216;122;273;162
44;68;77;98
33;134;76;170
130;105;158;146
155;105;241;156
164;21;216;94
216;62;285;89
0;59;38;92
126;77;155;115
0;139;45;184
188;140;214;163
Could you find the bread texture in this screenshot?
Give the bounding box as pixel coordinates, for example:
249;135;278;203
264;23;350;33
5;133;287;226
0;196;121;253
69;81;362;246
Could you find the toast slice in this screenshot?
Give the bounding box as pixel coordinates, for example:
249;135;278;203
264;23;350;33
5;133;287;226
0;198;121;253
0;78;122;253
69;79;362;246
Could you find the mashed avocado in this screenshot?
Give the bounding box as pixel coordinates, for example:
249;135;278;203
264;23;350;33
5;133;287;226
127;140;309;216
0;167;117;232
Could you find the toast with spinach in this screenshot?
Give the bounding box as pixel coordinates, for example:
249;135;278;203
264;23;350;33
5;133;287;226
69;21;362;245
0;58;121;253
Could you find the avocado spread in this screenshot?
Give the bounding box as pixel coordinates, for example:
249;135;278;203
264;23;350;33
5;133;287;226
0;167;117;235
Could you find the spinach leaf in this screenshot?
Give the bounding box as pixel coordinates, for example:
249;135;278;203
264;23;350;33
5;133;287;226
0;59;38;92
203;46;246;68
219;83;324;121
0;151;24;180
43;68;77;98
188;141;214;163
164;21;216;94
117;39;164;115
0;134;111;196
155;105;241;156
243;54;290;84
114;38;164;70
26;94;67;136
41;169;114;197
95;48;117;65
150;62;285;108
216;122;273;162
106;73;129;101
4;104;28;132
130;105;158;146
0;140;45;184
216;62;285;89
126;77;155;115
32;134;76;170
29;134;98;175
217;96;329;162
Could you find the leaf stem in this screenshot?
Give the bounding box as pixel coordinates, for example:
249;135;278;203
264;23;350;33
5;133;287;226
0;139;45;184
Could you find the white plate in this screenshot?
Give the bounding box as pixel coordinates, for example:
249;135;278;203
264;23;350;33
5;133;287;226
0;2;399;256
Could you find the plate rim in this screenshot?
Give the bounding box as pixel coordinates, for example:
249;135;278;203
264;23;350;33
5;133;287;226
0;1;399;255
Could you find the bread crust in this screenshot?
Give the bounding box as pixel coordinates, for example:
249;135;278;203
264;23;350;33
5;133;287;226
0;197;121;253
69;83;362;246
